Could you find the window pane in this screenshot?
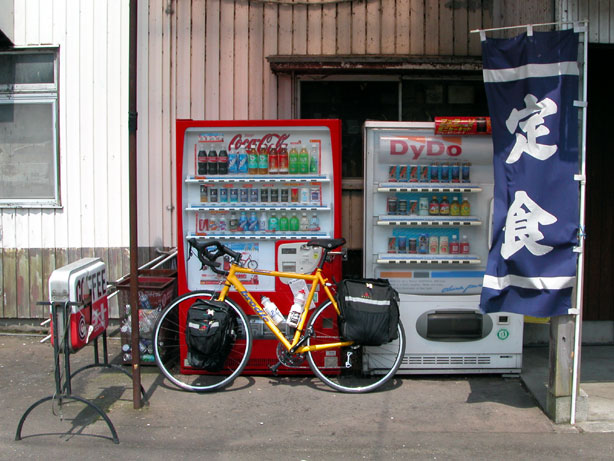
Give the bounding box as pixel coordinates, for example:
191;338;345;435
0;102;56;200
0;53;55;85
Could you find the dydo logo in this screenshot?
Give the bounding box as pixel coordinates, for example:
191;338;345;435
388;136;463;160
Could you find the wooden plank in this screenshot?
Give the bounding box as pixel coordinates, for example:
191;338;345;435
278;4;293;55
366;0;381;53
322;2;336;55
2;249;17;318
191;0;206;119
277;74;293;119
453;0;468;56
336;2;352;54
467;0;483;56
352;0;366;54
307;2;323;55
41;248;56;308
205;0;221;119
249;2;264;119
396;0;411;54
439;0;454;55
410;0;424;55
263;4;278;119
425;0;439;54
381;0;396;54
16;248;29;318
234;0;249;120
293;3;308;55
219;0;235;119
29;248;44;317
175;0;192;119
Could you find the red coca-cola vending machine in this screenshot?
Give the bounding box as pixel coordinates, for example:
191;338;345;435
176;119;343;373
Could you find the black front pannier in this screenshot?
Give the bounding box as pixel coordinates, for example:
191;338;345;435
337;278;400;346
185;299;235;372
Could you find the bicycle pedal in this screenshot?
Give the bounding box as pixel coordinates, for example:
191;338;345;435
269;361;282;375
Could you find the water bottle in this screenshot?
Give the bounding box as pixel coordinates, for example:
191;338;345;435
261;296;284;325
286;291;306;328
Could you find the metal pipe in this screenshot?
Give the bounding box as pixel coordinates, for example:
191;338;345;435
571;20;589;425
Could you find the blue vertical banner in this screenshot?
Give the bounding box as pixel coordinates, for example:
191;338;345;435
479;29;580;317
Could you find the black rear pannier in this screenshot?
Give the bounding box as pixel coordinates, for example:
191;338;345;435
185;299;235;372
337;278;400;346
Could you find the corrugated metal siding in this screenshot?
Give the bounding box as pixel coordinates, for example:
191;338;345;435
560;0;614;43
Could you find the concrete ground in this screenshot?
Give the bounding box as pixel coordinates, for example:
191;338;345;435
1;332;613;460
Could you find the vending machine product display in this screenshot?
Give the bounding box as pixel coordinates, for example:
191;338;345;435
363;121;523;374
176;119;343;373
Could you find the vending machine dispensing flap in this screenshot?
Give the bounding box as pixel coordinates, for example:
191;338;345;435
276;242;323;283
415;309;493;342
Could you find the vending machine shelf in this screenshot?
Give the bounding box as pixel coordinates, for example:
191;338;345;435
376;254;481;265
186;175;330;184
186;205;330;212
377;216;482;226
377;183;482;193
187;232;330;241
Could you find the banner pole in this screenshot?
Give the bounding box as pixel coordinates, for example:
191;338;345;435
570;20;589;425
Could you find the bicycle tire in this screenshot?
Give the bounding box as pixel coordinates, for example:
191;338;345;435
153;290;252;392
306;301;406;393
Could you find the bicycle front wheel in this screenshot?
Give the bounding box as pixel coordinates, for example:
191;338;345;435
306;301;405;393
153;290;252;392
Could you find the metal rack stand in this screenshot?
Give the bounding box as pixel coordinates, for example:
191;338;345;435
15;301;147;444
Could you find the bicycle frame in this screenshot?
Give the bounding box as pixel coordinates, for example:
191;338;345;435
215;264;353;354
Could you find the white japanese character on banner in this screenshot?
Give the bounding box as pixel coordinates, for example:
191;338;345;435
505;94;558;164
501;190;557;260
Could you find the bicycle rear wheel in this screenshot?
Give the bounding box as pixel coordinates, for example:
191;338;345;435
306;301;405;393
153;290;252;392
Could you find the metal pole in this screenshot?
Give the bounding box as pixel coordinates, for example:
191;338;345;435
128;0;142;409
571;20;589;425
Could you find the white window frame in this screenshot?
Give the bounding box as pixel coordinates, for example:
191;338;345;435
0;47;60;208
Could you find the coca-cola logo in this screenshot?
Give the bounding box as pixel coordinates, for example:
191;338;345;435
228;133;291;153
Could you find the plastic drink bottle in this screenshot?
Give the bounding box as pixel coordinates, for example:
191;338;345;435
218;146;228;175
207;145;218;175
248;148;259;174
268;147;279;174
450;234;460;254
288;147;299;174
309;144;319;174
238;148;248;174
278;147;289;174
439;196;450;215
300;212;309;231
228;149;238;174
279;213;289;231
450;197;460;216
460;235;470;254
286;291;306;328
197;147;207;175
268;213;279;232
258;147;268;174
460;198;471;216
261;296;284;325
298;147;309;174
259;212;267;231
248;212;259;231
309;213;320;231
289;213;299;231
238;211;248;231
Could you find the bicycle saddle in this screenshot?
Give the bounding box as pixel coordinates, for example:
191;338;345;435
306;238;346;250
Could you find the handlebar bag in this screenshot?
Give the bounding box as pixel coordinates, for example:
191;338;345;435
337;278;400;346
185;299;235;372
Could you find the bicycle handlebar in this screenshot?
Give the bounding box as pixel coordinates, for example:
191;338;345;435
187;239;242;275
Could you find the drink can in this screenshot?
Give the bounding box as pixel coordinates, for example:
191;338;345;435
429;236;439;254
200;185;208;202
290;187;299;202
398;236;407;254
430;162;440;182
398;199;408;215
229;188;238;202
388;165;398;182
388;237;396;254
310;187;321;205
408;238;417;254
219;187;228;202
451;162;460;183
209;187;218;202
249;188;259;202
411;165;419;182
462;162;471;183
439;236;449;254
300;187;310;203
270;188;279;202
418;234;429;254
398;165;408;182
260;187;269;202
280;187;288;202
409;200;418;215
440;162;450;182
387;197;398;215
239;188;249;203
418;197;429;216
419;165;429;182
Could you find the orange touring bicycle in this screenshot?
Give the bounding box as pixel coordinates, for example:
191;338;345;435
153;238;406;393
